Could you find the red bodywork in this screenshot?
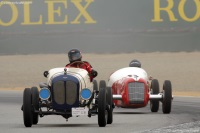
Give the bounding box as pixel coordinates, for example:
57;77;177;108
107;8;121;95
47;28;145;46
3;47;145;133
112;77;150;108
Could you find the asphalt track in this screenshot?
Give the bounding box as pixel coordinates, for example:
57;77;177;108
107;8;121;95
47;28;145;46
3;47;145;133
0;90;200;133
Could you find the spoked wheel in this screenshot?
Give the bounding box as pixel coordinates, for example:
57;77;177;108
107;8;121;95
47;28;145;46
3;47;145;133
162;80;172;114
150;79;160;112
98;87;107;127
31;87;39;125
93;80;98;91
106;87;113;124
23;88;33;127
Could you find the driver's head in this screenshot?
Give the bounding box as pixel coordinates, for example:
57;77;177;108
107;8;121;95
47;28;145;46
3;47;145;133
129;59;141;68
68;49;82;63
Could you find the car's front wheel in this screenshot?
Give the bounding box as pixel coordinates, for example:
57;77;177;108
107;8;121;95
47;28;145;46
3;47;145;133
98;87;107;127
23;88;33;127
106;87;113;124
150;79;160;112
162;80;172;114
31;87;39;125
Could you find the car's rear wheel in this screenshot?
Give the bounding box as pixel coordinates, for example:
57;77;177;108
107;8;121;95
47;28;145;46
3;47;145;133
98;87;107;127
162;80;172;114
150;79;160;112
23;88;33;127
93;80;98;91
106;87;113;124
31;87;39;125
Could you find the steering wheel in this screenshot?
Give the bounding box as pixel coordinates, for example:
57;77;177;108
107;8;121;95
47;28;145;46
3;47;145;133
68;61;88;68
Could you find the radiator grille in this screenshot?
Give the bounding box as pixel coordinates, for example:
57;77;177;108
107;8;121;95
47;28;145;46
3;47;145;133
53;80;77;105
53;81;65;104
128;82;145;104
66;81;77;105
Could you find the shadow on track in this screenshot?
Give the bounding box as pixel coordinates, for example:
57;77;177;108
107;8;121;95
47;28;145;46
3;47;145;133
27;123;98;128
114;112;148;115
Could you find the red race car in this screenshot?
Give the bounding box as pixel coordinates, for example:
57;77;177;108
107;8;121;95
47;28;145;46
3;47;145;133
108;60;173;114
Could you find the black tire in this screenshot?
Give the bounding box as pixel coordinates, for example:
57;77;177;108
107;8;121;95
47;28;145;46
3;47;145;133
106;87;113;124
93;80;98;91
150;79;160;112
98;88;107;127
23;88;33;127
31;87;39;125
162;80;172;114
99;80;106;90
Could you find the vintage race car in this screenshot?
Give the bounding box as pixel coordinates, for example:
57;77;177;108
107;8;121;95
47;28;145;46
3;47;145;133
22;61;113;127
108;66;173;114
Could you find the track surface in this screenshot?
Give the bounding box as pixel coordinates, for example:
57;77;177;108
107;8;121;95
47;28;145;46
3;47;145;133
0;90;200;133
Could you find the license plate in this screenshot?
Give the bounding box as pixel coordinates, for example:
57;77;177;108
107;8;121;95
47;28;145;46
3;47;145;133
72;108;88;116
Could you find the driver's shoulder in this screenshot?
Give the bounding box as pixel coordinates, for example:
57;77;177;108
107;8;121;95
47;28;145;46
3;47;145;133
65;63;70;67
82;61;90;64
82;61;92;67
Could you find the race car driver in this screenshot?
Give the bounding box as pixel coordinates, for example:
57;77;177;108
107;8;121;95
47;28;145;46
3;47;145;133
129;59;141;68
65;49;98;82
129;59;153;80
